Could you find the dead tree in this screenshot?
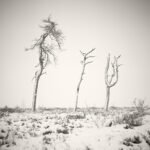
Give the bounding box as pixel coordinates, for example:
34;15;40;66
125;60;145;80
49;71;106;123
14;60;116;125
105;54;121;111
75;48;95;111
26;17;63;112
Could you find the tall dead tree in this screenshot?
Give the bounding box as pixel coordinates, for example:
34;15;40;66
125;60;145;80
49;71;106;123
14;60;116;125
26;17;63;112
105;54;121;111
75;48;95;111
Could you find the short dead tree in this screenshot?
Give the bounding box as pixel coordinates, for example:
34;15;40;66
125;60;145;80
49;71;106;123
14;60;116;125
26;16;63;112
75;48;95;111
105;54;122;111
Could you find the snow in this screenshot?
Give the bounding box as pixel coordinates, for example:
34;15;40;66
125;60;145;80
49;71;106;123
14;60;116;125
0;108;150;150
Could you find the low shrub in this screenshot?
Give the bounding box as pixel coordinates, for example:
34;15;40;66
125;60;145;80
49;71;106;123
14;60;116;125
66;112;85;120
123;136;141;146
113;112;143;127
123;112;143;127
143;130;150;146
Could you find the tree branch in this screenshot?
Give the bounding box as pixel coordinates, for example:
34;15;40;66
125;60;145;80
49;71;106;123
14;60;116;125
105;54;110;86
86;55;95;59
80;50;86;56
105;54;121;87
85;48;96;56
85;61;94;66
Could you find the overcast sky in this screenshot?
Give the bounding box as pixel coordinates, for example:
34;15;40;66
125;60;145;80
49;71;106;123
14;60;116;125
0;0;150;108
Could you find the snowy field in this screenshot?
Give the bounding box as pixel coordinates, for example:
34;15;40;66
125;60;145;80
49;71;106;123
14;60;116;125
0;107;150;150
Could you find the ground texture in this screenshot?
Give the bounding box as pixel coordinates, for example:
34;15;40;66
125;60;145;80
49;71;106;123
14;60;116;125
0;108;150;150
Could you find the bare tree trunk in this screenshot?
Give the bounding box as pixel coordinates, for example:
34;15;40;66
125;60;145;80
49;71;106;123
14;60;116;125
32;48;43;112
74;65;85;111
75;88;79;112
105;86;110;111
32;73;40;111
32;68;43;112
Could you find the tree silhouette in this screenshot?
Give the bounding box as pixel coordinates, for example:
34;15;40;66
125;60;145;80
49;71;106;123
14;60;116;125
26;16;63;112
105;54;121;111
75;48;95;111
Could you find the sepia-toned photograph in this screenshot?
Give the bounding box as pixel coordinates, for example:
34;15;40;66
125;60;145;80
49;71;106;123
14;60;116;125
0;0;150;149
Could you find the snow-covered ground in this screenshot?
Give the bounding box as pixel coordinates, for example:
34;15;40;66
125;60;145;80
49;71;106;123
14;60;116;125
0;108;150;150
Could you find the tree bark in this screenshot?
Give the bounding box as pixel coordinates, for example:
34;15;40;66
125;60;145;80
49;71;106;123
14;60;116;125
74;65;85;111
32;68;43;112
32;48;44;112
105;86;110;111
74;88;79;112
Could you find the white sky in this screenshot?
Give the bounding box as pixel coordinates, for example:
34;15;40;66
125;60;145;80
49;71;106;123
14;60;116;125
0;0;150;108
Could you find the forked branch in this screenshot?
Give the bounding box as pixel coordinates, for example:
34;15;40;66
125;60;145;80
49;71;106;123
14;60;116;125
105;53;122;111
105;54;121;88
